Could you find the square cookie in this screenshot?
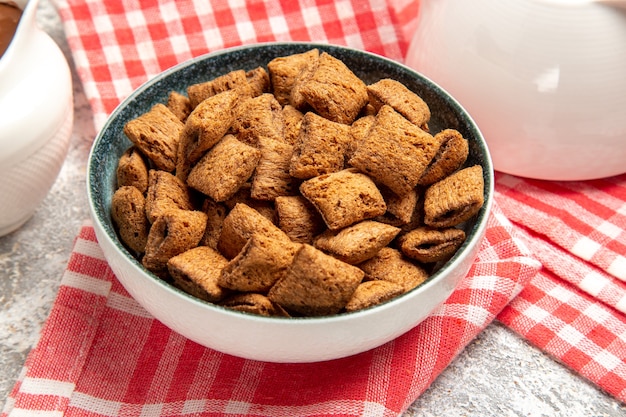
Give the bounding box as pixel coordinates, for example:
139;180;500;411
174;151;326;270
289;111;351;179
299;168;386;230
348;105;439;196
268;244;364;316
187;135;261;202
295;52;368;124
123;103;184;172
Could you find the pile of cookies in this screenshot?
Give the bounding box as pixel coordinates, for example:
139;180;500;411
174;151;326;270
111;49;484;317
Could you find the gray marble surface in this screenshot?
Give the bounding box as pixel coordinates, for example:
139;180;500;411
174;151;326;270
1;1;625;416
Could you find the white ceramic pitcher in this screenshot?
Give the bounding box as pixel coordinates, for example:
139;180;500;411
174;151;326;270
406;0;626;181
0;0;73;236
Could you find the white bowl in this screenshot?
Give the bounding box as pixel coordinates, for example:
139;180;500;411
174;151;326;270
406;0;626;181
87;42;493;363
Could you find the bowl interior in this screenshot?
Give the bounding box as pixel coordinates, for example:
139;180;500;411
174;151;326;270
88;42;493;321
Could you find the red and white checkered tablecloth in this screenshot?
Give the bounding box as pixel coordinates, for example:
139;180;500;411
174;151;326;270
3;0;626;416
496;173;626;400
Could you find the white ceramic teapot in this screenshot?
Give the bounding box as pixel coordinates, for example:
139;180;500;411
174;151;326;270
406;0;626;181
0;0;73;236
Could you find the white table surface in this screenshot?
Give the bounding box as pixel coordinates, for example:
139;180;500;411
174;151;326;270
1;2;625;416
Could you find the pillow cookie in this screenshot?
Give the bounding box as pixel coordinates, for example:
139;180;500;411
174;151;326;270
367;78;431;128
219;233;300;293
123;103;184;172
187;135;261;202
423;165;484;228
116;146;149;193
359;247;429;293
268;244;364;316
299;168;386;230
313;220;400;265
289;111;352;179
348;105;439;196
167;246;229;303
142;209;208;273
294;52;368;124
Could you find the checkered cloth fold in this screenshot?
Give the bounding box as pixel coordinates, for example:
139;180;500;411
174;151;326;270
2;0;625;415
3;210;537;417
495;173;626;401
